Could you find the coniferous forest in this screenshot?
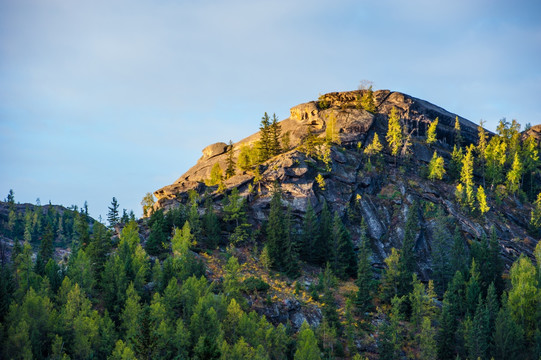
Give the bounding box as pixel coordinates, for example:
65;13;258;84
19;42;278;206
1;99;541;360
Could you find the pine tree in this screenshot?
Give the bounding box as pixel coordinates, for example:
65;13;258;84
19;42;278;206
386;107;403;163
35;223;54;275
355;220;374;317
454;116;463;146
364;133;383;162
450;226;469;276
258;112;272;162
208;162;224;187
315;201;332;266
449;145;463;181
360;85;376;112
431;208;452;295
398;200;419;296
380;248;401;304
493;294;524;360
428;150;446;180
202;198;220;249
270;113;282;157
237;144;252;172
266;185;287;271
145;215;167;257
506;152;522;196
426;117;438;145
460;144;476;210
294;321;321;360
531;192;541;231
331;212;356;279
465;259;481;316
477;185;490;214
225;140;236;179
301;201;318;264
108;197;120;228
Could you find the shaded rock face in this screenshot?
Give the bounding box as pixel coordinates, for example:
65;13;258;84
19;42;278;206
153;89;540;280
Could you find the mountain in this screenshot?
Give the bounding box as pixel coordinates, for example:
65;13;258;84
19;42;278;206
152;89;540;275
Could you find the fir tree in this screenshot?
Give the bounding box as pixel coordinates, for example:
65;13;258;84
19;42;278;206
449;145;463;181
398;200;419;296
450;226;469;276
386;107;403;164
294;321;321;360
452;116;462;144
506;152;522;196
315;201;332;266
477;185;490;214
35;223;54;275
426;117;438;145
301;201;318;264
258;112;272;162
355;220;374;317
431;208;452;295
202;198;220;249
360;85;376;112
428;150;446;180
270;113;282;157
330;212;356;279
531;192;541;231
266;185;287;272
108;197;120;228
459;144;476;210
225;140;236;179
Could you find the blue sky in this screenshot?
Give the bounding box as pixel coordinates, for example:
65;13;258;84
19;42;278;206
1;0;540;221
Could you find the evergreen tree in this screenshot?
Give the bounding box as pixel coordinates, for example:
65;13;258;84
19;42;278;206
145;215;167;257
508;255;538;340
330;212;356;279
465;297;490;360
428;150;446;180
506;152;522;196
35;223;54;275
270;113;282;157
531;192;541;232
258;112;272;162
398;200;419;296
360;85;376;112
108;197;120;228
208;162;224;187
202;198;220;249
493;294;524;360
426;117;438;145
386;107;403;164
237;144;252;172
380;248;401;304
454;116;463;146
431;208;452;295
477;185;490;214
355;221;374;317
419;316;437;360
465;259;481;316
301;201;318;264
315;201;332;266
225;140;236;179
450;226;469;276
294;321;321;360
86;221;111;278
266;185;288;272
459;144;476;210
449;145;463;181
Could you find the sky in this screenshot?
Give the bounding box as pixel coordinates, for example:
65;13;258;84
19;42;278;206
1;0;540;221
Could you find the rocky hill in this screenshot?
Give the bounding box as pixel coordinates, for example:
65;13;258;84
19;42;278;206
152;89;540;278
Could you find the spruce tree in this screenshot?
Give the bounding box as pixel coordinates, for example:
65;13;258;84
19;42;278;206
355;220;374;317
301;201;318;264
202;198;220;249
331;212;356;279
315;200;332;266
360;85;376;113
35;223;54;275
450;226;469;276
386;107;403;164
398;200;419;296
225;140;236;179
426;117;438;145
258;112;272;162
266;185;286;271
454;116;463;146
108;197;120;228
449;145;463;181
294;322;321;360
431;208;452;295
428;150;446;180
270;113;282;157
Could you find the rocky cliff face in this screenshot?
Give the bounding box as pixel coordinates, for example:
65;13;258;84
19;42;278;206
152;89;539;279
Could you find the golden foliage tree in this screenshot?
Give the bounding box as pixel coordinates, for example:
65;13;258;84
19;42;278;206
426;118;438;145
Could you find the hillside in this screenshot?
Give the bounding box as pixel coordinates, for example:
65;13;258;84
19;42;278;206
1;89;541;360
